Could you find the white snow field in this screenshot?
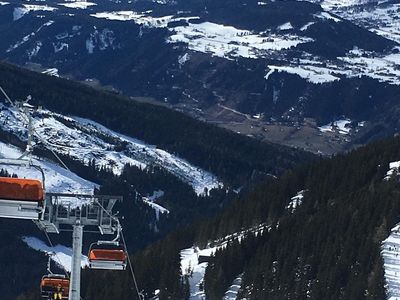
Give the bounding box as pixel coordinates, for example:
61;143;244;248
168;22;313;60
181;246;217;300
0;104;221;195
58;1;97;9
321;1;400;43
22;236;89;271
0;141;96;194
91;11;176;27
13;4;57;21
382;224;400;300
180;223;269;299
318;119;352;135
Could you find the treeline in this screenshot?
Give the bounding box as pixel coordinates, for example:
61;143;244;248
52;135;400;300
0;61;313;186
202;136;400;299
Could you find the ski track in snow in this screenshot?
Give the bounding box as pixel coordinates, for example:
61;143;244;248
22;236;88;272
0;104;221;195
382;224;400;300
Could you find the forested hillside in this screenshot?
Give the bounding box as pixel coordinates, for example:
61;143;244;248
0;61;313;185
0;61;316;299
41;135;400;300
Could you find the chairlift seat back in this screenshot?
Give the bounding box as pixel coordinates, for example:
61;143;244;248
0;177;44;202
89;249;126;261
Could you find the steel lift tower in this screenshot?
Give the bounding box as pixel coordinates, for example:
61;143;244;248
35;193;123;300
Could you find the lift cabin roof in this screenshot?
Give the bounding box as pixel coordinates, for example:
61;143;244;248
0;177;44;201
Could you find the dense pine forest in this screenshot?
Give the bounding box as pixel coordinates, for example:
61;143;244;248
24;135;397;300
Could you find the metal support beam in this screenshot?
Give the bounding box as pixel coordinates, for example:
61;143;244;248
69;223;83;300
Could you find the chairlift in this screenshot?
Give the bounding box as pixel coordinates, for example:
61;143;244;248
40;274;70;299
0;158;45;219
88;241;127;271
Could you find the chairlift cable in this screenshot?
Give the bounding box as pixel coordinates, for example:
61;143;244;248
121;230;143;300
42;226;70;279
0;86;71;171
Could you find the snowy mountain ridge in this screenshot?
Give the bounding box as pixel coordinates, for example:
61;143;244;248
0;102;222;195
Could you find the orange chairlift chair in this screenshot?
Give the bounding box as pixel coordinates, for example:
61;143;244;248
40;274;70;300
0;176;45;219
88;241;127;271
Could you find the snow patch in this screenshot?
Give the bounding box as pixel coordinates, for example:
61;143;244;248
73;117;222;195
318;119;352;135
27;41;43;59
42;68;60;77
382;223;400;300
300;22;315;31
180;224;268;299
168;22;312;60
13;5;57;21
266;65;341;84
53;42;69;53
223;274;243;300
181;246;217;299
58;1;96;9
22;236;88;271
286;190;305;213
0;104;221;195
385;161;400;180
7;21;54;52
142;190;169;220
0;141;96;194
178;53;190;66
91;11;175;28
314;12;342;22
278;22;294;30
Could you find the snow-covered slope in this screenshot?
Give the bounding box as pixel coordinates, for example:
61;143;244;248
382;223;400;300
22;236;88;271
0;141;96;194
181;246;216;299
179;223;268;299
318;0;400;43
0;103;222;195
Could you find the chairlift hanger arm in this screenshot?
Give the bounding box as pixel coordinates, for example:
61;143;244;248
0;158;46;190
